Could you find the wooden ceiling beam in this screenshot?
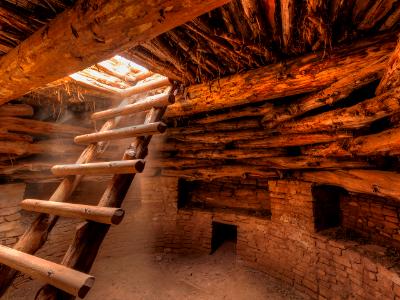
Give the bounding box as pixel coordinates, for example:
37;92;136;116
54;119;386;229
166;32;397;118
376;35;400;95
0;0;231;104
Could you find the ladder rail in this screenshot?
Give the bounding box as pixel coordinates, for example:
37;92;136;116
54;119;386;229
35;86;175;299
0;82;172;296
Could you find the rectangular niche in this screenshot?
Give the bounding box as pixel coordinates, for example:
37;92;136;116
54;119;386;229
211;221;237;254
312;185;346;232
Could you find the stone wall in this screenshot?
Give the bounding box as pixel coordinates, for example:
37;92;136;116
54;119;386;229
5;175;400;300
161;179;400;300
341;193;400;248
180;179;270;212
0;183;26;246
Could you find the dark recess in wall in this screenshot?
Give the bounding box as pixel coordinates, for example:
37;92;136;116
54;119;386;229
211;222;237;254
312;185;347;232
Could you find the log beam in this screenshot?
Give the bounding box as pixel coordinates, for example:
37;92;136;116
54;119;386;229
0;0;230;104
299;170;400;201
280;88;400;133
376;36;400;95
166;32;397;118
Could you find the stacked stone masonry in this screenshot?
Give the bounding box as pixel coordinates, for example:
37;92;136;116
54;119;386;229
3;175;400;299
0;183;25;246
341;193;400;248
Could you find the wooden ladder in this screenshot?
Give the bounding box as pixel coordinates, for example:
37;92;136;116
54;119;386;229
0;77;175;299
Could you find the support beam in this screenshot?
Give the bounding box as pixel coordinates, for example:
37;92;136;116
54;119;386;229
0;104;33;117
21;199;125;225
0;245;94;298
280;88;400;133
0;0;230;104
299;170;400;201
166;32;397;117
262;63;384;128
376;36;400;95
309;127;400;157
51;160;145;176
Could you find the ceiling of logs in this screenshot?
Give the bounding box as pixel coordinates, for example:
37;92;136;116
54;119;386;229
1;1;400;85
0;0;400;185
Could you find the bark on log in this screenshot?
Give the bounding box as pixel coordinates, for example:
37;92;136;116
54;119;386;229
166;32;397;118
171;130;351;147
234;132;351;148
0;0;230;104
0;140;84;155
243;156;370;169
167;119;261;136
161;165;279;180
280;0;296;52
309;127;400;157
0;117;90;137
0;104;33;117
299;170;400;200
281;88;400;133
169;148;287;159
193;102;273;124
262;63;385;128
358;0;398;30
376;36;400;95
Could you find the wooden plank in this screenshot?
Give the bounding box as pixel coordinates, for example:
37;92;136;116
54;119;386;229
75;122;167;144
0;0;230;104
0;245;94;298
51;160;145;176
21;199;124;225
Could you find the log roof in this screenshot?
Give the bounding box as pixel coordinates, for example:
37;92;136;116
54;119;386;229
0;0;400;186
1;1;400;85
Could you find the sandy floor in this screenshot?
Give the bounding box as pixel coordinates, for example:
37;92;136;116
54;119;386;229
7;242;300;300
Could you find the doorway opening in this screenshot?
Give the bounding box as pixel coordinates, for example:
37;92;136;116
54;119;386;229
211;222;237;254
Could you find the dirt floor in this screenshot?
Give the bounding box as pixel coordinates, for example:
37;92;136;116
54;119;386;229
6;242;300;300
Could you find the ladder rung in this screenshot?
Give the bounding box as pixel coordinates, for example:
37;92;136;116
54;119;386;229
21;199;125;225
74;122;167;144
51;159;145;176
0;244;94;298
91;93;174;120
119;77;170;98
